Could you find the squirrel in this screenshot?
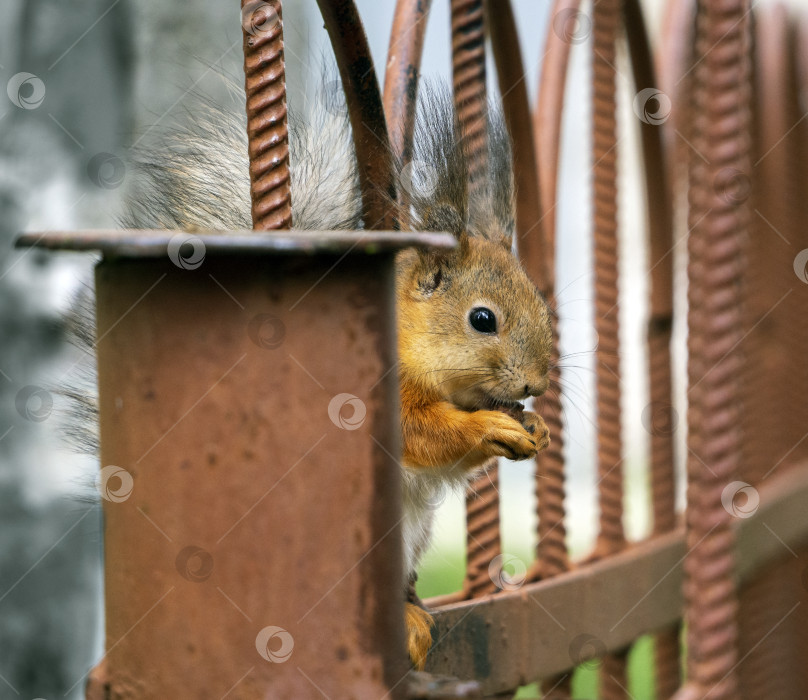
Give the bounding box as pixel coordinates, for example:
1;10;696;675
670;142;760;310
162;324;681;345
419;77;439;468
62;81;553;671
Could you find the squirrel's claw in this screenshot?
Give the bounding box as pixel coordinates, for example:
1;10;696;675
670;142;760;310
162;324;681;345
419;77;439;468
405;602;434;670
480;411;539;461
520;411;550;452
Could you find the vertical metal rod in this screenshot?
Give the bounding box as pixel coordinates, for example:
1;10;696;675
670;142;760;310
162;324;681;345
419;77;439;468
535;0;581;292
383;0;433;164
736;10;806;700
591;0;628;695
623;0;680;693
383;0;433;230
487;0;544;260
452;0;488;196
316;0;397;230
676;0;752;697
241;0;293;230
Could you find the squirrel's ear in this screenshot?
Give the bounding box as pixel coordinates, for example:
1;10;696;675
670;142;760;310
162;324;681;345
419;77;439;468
413;249;449;297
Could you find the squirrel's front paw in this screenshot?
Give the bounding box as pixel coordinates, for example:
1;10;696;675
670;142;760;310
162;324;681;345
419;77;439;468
520;411;550;452
405;602;434;670
479;411;537;461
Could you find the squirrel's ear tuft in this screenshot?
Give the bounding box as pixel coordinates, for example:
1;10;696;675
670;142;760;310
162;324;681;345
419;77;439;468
414;250;448;297
422;202;466;239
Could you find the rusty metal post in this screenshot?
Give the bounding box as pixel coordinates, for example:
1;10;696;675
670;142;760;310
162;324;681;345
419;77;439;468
20;230;452;699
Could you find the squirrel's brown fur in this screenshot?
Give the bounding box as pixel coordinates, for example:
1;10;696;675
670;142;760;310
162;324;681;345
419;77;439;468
61;80;553;671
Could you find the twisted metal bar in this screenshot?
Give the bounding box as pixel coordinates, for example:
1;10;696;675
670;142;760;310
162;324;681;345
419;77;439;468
241;0;292;230
624;0;680;692
535;317;570;581
736;11;806;699
535;312;571;699
451;0;488;197
592;0;626;560
591;1;627;695
463;463;501;597
676;1;752;698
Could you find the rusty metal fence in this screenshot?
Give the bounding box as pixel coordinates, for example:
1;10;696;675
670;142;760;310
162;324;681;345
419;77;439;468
16;0;808;698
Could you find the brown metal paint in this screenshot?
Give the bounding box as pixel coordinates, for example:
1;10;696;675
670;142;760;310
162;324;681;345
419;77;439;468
91;243;410;698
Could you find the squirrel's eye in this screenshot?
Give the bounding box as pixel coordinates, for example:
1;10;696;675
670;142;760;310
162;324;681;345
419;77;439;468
469;307;497;334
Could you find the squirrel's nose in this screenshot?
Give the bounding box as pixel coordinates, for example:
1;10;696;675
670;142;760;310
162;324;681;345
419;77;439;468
525;375;550;398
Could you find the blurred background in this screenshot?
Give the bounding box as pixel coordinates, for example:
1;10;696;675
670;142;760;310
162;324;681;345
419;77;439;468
0;0;779;697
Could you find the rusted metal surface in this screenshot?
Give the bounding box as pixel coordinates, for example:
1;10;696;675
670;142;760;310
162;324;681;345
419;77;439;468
656;0;696;197
591;0;627;695
240;0;292;230
82;234;433;698
792;22;808;699
406;670;482;698
533;316;571;699
451;0;488;195
533;310;570;583
15;229;457;256
463;466;501;598
423;464;808;695
383;0;433;164
677;1;752;697
315;0;397;229
591;0;626;559
534;0;581;291
623;0;680;694
487;0;543;265
734;9;807;700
